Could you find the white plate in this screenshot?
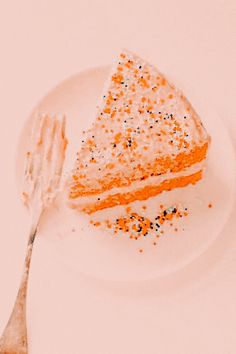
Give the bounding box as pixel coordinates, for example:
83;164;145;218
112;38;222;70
16;66;236;282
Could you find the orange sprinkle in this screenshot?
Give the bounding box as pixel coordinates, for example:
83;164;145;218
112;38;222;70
112;74;124;84
161;78;166;86
103;108;111;114
113;132;122;144
208;203;213;208
106;163;115;169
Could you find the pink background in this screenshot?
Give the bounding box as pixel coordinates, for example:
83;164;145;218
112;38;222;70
0;0;236;353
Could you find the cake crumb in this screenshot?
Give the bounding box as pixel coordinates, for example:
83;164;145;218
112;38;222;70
90;203;189;246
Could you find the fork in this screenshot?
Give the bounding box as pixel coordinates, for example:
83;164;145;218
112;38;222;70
0;113;67;354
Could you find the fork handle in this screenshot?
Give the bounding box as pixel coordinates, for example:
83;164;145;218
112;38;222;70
0;228;37;354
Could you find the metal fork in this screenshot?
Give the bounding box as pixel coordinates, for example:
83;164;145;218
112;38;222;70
0;113;67;354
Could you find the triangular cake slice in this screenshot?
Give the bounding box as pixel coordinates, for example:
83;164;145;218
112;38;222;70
69;50;210;214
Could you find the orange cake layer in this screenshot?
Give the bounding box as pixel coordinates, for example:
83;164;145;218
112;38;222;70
69;50;210;212
71;170;202;214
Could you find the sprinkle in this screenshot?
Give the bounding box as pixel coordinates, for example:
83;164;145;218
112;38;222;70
90;204;189;245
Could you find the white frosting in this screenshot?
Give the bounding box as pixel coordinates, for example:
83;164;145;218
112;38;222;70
70;50;210;196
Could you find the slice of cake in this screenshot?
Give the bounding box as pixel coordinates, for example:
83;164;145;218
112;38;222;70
69;50;210;214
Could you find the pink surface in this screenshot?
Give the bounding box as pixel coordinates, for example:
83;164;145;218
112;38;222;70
0;1;236;353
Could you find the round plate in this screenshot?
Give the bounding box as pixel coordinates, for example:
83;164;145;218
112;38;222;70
16;66;236;282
